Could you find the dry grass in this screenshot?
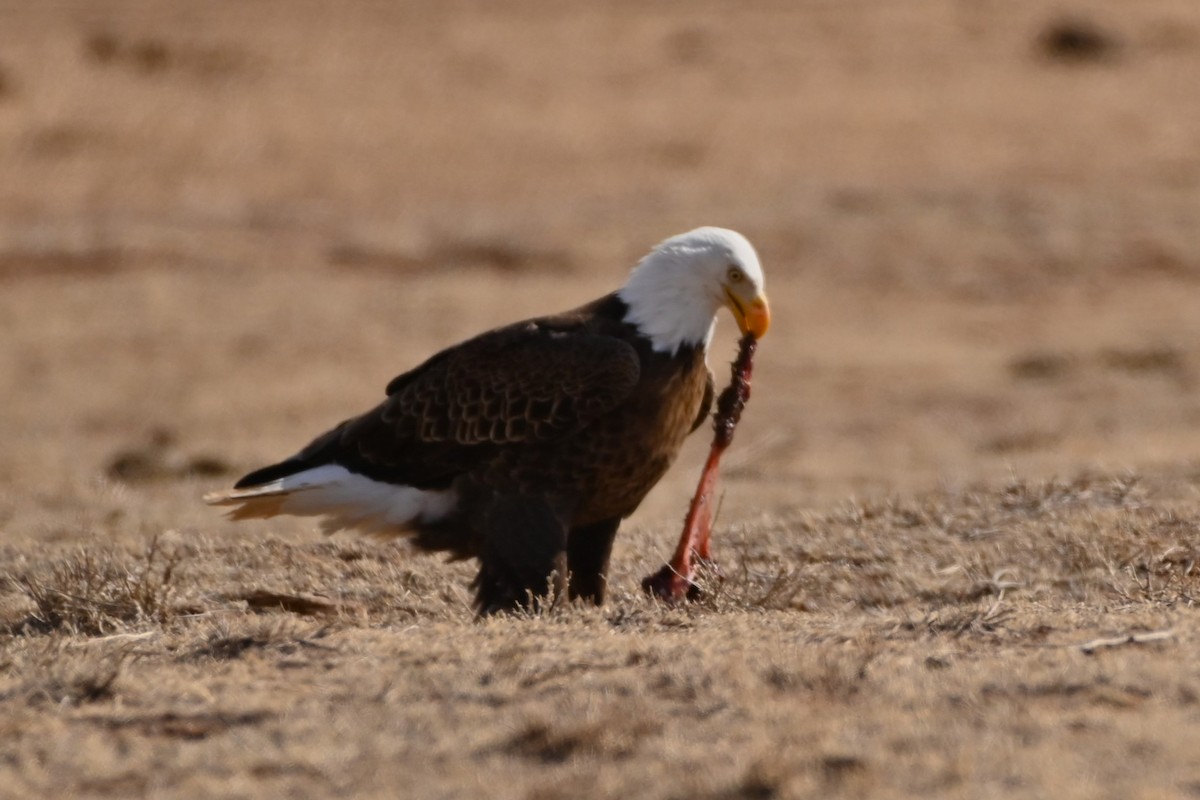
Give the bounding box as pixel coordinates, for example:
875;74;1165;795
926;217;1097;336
2;1;1200;797
2;472;1198;798
6;534;182;635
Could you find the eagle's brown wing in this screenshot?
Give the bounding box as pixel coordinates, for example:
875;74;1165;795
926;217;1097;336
235;319;642;491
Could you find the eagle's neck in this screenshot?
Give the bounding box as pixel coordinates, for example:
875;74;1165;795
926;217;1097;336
616;260;718;355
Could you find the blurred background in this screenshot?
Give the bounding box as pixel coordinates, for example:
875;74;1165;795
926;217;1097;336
1;1;1198;542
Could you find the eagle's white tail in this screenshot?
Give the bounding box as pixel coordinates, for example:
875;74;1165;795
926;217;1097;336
204;464;457;536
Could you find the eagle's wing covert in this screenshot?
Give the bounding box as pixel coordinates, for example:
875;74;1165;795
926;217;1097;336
331;323;642;486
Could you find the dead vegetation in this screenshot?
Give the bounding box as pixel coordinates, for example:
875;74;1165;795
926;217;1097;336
1;473;1198;797
5;535;183;636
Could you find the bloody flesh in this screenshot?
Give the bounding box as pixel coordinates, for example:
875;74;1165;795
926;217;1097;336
642;333;757;602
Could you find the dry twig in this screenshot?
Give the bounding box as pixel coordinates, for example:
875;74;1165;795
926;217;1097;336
1075;629;1175;655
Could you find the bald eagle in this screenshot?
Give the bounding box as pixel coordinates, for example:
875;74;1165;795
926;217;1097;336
205;227;770;614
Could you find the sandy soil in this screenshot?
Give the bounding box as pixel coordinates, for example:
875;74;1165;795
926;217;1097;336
1;2;1199;798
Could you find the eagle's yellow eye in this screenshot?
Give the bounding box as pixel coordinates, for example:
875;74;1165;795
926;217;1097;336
727;267;744;283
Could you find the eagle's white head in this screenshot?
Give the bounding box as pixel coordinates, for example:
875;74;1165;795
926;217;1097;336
617;227;770;355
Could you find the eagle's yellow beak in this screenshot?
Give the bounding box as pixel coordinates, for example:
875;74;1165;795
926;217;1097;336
725;290;771;339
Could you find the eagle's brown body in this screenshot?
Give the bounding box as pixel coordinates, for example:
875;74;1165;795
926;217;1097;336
216;293;713;613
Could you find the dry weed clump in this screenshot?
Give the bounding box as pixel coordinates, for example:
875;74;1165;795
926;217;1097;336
6;535;183;636
0;640;129;707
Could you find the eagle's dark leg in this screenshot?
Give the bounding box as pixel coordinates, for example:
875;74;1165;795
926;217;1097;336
566;518;621;605
473;496;568;616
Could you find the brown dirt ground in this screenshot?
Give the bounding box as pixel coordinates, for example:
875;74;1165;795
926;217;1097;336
2;2;1200;798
